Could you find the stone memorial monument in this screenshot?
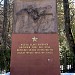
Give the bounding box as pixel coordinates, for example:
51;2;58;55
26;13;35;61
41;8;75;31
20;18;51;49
10;0;60;75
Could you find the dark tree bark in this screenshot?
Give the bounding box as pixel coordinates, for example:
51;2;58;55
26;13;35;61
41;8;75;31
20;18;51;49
63;0;75;72
2;0;8;49
63;0;75;54
2;0;8;71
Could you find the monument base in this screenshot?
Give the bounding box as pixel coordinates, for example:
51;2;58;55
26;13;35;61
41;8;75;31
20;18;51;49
10;34;60;75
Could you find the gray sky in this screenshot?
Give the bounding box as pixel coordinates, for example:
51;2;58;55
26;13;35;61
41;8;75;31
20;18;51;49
0;0;4;4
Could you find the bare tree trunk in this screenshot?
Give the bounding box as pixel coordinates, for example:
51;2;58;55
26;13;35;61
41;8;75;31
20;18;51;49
2;0;8;71
2;0;8;49
3;0;8;49
63;0;75;72
63;0;75;54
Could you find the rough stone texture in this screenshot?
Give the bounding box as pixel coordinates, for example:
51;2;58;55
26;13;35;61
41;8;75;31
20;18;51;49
13;0;57;33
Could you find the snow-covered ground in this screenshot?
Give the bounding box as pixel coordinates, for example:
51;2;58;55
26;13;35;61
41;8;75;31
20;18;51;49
0;72;10;75
0;73;75;75
61;73;75;75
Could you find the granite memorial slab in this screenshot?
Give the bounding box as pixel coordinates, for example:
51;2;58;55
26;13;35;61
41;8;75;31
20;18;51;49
10;0;60;75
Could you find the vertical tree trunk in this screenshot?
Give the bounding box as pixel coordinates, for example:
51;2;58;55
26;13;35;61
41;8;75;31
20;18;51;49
63;0;75;54
2;0;8;71
2;0;8;49
63;0;75;72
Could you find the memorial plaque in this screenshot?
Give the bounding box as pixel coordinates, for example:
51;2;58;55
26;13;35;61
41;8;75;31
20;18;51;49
11;34;60;75
10;0;60;75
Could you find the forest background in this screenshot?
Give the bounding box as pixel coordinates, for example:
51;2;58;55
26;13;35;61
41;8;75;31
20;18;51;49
0;0;75;73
